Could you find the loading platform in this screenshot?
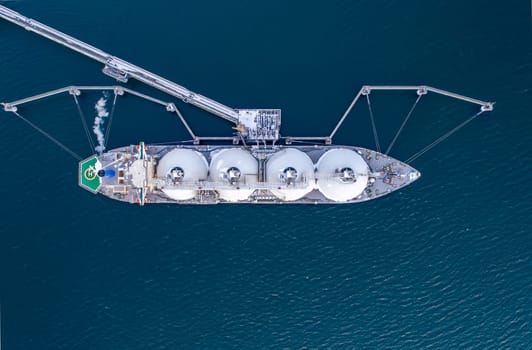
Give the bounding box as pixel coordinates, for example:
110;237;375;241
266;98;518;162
0;4;494;163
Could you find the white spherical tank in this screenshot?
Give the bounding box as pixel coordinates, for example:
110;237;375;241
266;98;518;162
316;148;369;202
209;148;258;202
156;148;208;201
266;148;315;201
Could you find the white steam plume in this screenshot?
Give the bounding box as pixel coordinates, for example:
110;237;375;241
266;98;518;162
93;97;109;154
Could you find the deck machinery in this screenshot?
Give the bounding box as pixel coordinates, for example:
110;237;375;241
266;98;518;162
0;5;493;205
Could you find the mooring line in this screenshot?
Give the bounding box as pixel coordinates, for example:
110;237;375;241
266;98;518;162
406;110;484;163
72;94;95;153
366;94;381;153
386;94;423;155
12;110;82;161
104;92;118;147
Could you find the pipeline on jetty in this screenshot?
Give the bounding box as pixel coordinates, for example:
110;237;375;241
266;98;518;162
0;5;239;124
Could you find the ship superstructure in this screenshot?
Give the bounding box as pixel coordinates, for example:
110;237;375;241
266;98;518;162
0;5;494;205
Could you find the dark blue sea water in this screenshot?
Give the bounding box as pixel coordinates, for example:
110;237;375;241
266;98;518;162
0;1;530;348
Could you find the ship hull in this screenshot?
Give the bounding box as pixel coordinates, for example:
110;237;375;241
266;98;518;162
79;144;420;205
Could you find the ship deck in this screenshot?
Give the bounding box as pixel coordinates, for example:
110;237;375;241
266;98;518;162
79;144;420;205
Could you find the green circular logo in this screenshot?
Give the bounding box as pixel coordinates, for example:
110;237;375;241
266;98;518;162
84;166;97;180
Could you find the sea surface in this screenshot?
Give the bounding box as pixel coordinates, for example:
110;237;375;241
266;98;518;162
0;1;530;349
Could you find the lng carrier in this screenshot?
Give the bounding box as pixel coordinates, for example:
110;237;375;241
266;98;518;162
81;143;417;204
0;5;494;205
